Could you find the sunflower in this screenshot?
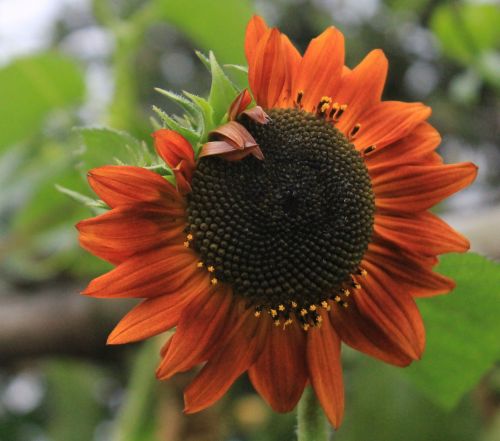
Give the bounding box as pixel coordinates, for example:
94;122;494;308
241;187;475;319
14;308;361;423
77;15;477;427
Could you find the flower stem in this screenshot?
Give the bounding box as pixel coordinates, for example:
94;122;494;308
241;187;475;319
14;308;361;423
297;387;330;441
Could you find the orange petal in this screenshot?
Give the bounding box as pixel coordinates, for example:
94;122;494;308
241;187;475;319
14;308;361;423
292;27;345;112
156;285;232;380
366;122;442;171
87;165;182;208
334;49;388;132
183;308;270;413
374;212;470;256
373;162;478;213
350;101;432;152
245;15;270;67
77;203;185;265
248;322;307;413
82;246;200;298
248;28;289;108
307;317;344;428
365;242;456;297
107;290;194;345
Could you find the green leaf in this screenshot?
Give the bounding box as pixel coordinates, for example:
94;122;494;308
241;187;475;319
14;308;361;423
44;359;106;441
404;253;500;409
431;4;500;66
0;53;85;150
156;0;253;64
77;127;154;169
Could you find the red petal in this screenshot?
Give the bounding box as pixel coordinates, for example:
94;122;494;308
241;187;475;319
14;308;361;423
248;322;307;412
374;212;470;256
87;166;182;208
156;285;232;380
373;162;478;213
365;242;456;297
107;290;194;344
82;246;201;298
332;261;425;366
307;317;344;428
292;27;345;112
183;309;269;413
77;203;185;265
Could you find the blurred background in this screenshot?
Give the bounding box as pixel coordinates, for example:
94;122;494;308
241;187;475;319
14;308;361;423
0;0;499;440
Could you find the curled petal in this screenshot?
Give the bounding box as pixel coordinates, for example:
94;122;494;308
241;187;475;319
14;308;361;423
201;121;264;161
172;161;193;195
229;89;253;121
241;106;270;124
152;129;196;184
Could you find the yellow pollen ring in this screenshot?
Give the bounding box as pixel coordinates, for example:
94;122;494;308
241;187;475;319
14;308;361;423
183;241;190;248
270;309;278;317
254;310;261;317
210;278;218;285
207;265;215;273
186;233;194;241
309;304;317;311
300;308;308;316
291;301;298;308
196;261;204;268
278;304;286;311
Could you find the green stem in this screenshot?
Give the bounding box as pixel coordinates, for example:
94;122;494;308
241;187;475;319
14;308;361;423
297;387;330;441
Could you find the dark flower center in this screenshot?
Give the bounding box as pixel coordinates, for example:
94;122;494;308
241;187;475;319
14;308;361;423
187;108;374;323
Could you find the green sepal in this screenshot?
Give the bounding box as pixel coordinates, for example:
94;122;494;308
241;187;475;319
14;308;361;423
152;105;201;145
154;88;203;130
183;91;215;143
55;184;107;215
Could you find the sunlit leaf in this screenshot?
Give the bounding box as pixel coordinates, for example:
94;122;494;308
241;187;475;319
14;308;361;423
404;253;500;409
431;3;500;66
156;0;253;64
0;53;84;150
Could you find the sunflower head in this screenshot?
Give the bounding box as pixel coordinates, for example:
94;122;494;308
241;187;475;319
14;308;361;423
77;15;477;428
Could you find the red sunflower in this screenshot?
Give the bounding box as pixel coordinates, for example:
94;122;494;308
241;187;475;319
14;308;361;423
77;15;477;427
